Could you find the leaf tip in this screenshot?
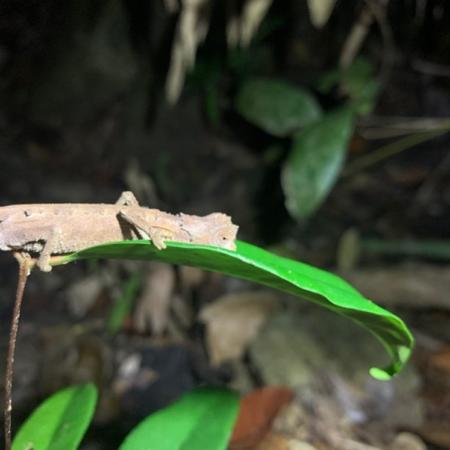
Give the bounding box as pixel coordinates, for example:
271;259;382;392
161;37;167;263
369;367;392;381
370;345;413;380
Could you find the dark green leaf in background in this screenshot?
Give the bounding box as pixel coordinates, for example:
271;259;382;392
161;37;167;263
12;384;97;450
318;58;380;115
236;78;322;136
107;272;141;334
119;388;239;450
59;239;414;380
281;107;354;220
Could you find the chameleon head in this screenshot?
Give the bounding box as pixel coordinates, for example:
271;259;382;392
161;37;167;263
204;213;238;250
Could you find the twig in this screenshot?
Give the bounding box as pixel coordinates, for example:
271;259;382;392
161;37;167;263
339;2;375;68
412;59;450;78
343;129;449;177
359;116;450;139
4;253;32;450
368;0;395;85
362;238;450;261
339;0;395;94
415;150;450;206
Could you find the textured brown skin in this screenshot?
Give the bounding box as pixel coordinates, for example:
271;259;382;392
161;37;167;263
0;193;238;271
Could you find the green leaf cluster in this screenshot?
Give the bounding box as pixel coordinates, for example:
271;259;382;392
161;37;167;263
13;385;239;450
235;59;379;219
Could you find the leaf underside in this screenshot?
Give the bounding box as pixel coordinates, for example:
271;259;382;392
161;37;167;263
58;239;414;380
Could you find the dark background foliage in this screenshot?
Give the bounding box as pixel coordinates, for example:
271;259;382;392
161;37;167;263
1;1;450;448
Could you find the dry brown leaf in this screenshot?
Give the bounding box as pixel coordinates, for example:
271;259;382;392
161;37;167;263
389;432;426;450
306;0;337;28
428;345;450;374
419;424;450;449
419;345;450;449
167;0;272;102
256;432;318;450
258;433;290;450
133;263;175;335
336;228;361;272
171;293;194;330
227;0;272;47
230;387;295;450
179;265;206;290
165;0;210;103
164;0;179;13
240;0;272;47
199;291;279;366
287;442;317;450
66;274;105;317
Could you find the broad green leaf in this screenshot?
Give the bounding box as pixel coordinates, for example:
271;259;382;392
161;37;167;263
119;388;239;450
318;58;380;115
236;78;322;136
13;384;97;450
58;240;414;380
281;107;354;220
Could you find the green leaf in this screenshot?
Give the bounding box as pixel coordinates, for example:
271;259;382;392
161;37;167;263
119;388;239;450
318;58;380;115
281;107;354;219
107;272;141;334
59;240;413;379
13;384;97;450
236;78;322;136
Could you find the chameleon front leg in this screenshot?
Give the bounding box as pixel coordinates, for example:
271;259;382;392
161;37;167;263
116;191;140;206
37;226;61;272
118;210;172;250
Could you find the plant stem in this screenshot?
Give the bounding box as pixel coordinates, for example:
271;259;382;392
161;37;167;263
362;238;450;261
4;254;31;450
343;129;449;176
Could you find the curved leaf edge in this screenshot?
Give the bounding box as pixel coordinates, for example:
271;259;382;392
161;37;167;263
56;240;414;379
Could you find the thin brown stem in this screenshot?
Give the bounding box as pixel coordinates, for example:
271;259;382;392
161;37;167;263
343;129;449;177
4;253;32;450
